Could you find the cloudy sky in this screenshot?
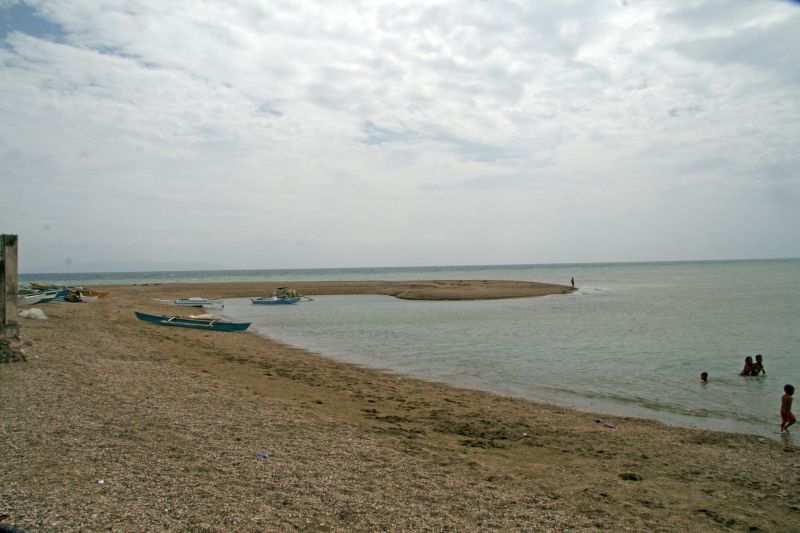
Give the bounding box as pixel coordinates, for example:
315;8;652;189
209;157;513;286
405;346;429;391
1;0;798;272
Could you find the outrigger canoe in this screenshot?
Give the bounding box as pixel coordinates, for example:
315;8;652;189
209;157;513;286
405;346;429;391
134;311;250;332
153;297;223;307
251;287;313;304
79;289;110;299
24;285;109;300
251;296;301;305
17;289;69;305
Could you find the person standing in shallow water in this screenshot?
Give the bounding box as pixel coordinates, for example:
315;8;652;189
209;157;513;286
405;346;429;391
740;356;756;376
752;354;766;376
781;384;795;433
571;277;575;288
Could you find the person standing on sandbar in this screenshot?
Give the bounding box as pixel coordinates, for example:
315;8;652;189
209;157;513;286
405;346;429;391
571;277;575;288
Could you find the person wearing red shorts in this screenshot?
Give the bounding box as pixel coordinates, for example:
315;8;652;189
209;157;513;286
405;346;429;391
781;384;796;433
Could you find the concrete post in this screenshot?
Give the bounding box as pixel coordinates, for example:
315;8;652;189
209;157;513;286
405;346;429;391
1;234;19;340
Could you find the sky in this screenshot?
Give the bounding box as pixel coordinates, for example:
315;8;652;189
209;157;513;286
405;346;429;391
1;0;799;273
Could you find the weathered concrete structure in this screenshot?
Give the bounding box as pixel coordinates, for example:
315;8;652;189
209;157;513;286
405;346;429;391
1;234;23;362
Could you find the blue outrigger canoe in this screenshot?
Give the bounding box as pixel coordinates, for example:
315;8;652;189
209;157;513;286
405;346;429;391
18;289;69;305
134;311;251;332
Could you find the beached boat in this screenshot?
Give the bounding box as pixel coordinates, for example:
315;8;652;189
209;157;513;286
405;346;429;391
153;297;223;307
79;289;110;299
17;289;68;305
134;311;250;332
25;284;109;300
52;291;84;303
18;292;51;306
251;296;301;305
251;287;312;304
30;282;62;291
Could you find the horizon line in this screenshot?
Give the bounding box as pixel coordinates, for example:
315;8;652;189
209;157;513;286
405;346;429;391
17;257;800;276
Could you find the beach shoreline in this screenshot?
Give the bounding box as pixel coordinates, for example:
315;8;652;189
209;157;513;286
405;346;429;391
2;280;798;531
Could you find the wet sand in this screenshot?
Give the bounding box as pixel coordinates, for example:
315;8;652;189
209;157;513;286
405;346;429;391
1;280;798;532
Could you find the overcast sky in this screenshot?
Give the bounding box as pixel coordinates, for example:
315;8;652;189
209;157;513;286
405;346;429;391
1;0;799;272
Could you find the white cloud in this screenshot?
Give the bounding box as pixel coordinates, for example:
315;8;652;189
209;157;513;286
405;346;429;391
1;0;799;270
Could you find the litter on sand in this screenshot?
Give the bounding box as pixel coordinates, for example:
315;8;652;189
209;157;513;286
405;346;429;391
18;308;47;320
595;419;617;429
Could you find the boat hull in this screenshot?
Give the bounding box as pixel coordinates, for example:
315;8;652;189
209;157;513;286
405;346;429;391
17;289;68;305
251;297;300;305
80;289;110;299
134;311;250;332
153;298;223;307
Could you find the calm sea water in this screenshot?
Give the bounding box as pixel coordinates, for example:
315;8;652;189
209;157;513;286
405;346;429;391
23;260;800;438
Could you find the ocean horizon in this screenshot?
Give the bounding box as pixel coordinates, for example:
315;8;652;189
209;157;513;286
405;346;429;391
18;257;798;286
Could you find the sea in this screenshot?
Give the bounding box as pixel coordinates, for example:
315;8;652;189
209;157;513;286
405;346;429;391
21;259;800;439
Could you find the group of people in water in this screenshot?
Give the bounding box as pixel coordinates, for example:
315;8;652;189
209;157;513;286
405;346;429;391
739;354;766;376
699;354;795;433
699;353;765;382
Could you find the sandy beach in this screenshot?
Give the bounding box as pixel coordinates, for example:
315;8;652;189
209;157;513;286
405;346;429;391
1;280;798;532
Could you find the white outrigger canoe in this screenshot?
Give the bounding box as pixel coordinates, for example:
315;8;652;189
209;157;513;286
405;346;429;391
153;297;223;307
17;289;68;305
